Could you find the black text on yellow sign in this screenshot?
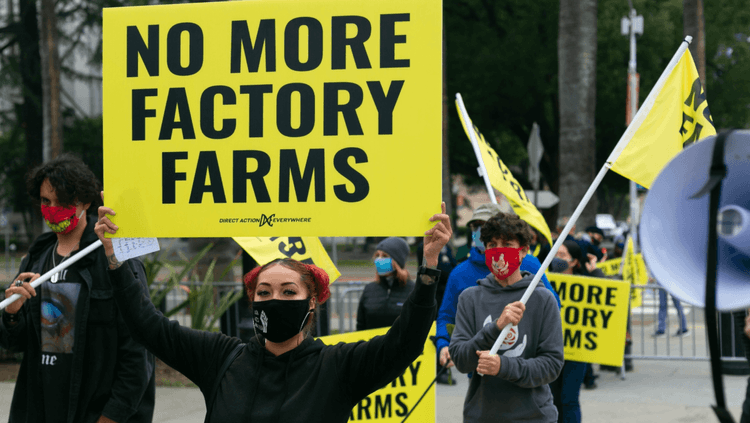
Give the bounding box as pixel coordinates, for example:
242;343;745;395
548;274;629;367
103;0;442;237
320;324;436;422
128;17;406;206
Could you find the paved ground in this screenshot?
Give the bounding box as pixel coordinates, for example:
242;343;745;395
0;359;747;422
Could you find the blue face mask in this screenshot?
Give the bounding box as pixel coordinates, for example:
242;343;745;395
374;257;394;275
472;228;485;252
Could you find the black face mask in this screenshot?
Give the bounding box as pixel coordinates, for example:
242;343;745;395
252;298;312;343
591;238;601;246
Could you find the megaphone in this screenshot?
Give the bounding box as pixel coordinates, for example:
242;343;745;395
640;131;750;311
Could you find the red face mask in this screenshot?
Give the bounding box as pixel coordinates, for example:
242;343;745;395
485;247;524;280
41;205;81;234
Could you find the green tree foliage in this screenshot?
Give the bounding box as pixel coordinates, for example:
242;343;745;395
444;0;750;220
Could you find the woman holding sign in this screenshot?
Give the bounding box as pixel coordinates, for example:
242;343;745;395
95;202;451;422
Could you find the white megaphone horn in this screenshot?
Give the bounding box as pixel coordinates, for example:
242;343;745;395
640;130;750;311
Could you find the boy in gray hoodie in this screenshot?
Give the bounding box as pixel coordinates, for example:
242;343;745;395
449;212;563;423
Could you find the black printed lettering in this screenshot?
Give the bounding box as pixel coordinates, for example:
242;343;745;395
278;149;325;202
166;23;203;76
127;25;159;77
189;151;226;204
162;152;188;204
233;150;271;203
230;20;276;73
132;89;157;141
331;16;372;70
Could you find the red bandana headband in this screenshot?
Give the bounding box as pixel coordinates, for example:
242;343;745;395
244;261;330;304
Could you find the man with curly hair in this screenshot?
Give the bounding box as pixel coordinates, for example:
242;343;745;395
450;212;563;423
1;154;155;423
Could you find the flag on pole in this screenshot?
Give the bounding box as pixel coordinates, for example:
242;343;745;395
233;237;341;283
455;97;553;244
621;237;648;308
610;49;716;189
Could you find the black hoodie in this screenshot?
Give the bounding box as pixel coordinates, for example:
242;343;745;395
108;262;438;422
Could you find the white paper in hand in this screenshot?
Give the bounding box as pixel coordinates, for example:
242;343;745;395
112;238;160;262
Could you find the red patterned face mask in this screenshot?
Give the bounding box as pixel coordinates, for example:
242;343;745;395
485;247;523;280
41;205;82;234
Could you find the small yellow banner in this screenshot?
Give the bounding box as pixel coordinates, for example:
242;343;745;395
611;50;716;188
455;101;553;244
233;237;340;283
622;238;648;309
103;0;442;237
547;274;629;367
320;324;436;422
596;257;623;276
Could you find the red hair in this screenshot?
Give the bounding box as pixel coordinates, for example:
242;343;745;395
243;258;330;304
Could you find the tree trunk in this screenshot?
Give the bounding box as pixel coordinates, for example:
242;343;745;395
40;0;63;160
19;0;44;242
683;0;706;87
558;0;598;229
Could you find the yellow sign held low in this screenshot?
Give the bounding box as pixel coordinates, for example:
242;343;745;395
547;274;629;367
320;324;436;422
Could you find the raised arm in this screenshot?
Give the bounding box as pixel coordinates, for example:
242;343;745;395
95;201;239;390
338;203;452;401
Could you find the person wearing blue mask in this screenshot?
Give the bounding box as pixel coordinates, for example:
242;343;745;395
435;202;562;385
356;237;415;331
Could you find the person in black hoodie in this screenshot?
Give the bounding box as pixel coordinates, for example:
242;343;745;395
356;237;415;331
1;154;155;423
95;202;452;422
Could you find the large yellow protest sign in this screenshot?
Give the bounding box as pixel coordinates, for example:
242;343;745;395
610;50;715;188
622;238;648;309
548;274;629;367
103;0;442;237
455;99;553;244
320;324;436;422
233;236;341;282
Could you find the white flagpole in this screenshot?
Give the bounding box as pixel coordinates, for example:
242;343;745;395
456;93;498;205
486;36;693;358
0;240;103;312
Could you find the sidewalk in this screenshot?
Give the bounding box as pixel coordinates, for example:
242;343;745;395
0;359;746;422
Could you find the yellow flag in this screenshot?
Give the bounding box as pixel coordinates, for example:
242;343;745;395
455;98;553;244
610;50;716;188
233;237;341;283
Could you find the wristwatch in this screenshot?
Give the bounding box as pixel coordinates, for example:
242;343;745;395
418;265;441;284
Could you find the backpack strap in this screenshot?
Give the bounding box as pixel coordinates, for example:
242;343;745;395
204;343;245;423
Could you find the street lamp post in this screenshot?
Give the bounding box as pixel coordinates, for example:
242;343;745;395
621;4;643;249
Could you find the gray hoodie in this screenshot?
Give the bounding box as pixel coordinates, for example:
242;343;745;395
449;271;564;423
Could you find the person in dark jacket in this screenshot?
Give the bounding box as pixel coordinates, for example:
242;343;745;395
549;239;604;423
356;237;415;331
95;202;452;422
1;154;155;423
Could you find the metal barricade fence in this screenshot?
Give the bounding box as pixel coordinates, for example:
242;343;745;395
328;281;367;334
627;284;747;366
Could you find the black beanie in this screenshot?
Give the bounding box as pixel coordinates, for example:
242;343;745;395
376;237;409;269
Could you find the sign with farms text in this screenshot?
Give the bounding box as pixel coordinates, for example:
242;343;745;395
103;0;442;237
